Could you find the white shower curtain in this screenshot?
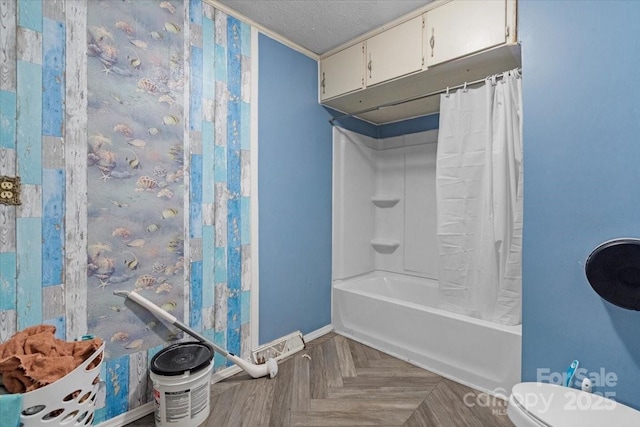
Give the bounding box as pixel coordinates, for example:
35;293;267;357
436;69;523;326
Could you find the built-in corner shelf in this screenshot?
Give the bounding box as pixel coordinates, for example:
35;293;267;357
371;239;400;254
371;196;400;208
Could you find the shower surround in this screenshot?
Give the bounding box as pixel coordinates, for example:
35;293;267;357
332;127;522;394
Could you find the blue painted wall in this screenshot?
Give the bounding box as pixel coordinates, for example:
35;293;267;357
323;106;378;138
520;0;640;409
258;34;333;343
378;114;439;139
325;106;439;139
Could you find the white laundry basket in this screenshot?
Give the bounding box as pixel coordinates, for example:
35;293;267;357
19;342;105;427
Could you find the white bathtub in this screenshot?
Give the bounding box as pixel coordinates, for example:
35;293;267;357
332;271;521;395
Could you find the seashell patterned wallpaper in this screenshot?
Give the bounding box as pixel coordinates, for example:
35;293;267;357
86;0;188;359
0;0;253;423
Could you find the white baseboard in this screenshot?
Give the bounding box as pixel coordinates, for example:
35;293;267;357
303;324;333;342
98;325;334;426
211;365;243;383
96;402;153;427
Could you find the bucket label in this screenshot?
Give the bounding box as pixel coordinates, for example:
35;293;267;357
152;364;213;425
191;382;210;418
166;390;190;421
153;389;161;423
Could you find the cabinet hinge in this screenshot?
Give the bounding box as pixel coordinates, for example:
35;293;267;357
505;26;510;38
422;17;425;28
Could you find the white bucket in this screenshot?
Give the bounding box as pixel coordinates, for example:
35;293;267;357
149;342;214;427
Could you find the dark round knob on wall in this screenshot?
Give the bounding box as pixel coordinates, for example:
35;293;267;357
585;238;640;311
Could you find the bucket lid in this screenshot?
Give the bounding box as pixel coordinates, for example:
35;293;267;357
150;342;213;376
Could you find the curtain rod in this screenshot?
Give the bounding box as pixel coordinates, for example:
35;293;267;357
328;68;521;125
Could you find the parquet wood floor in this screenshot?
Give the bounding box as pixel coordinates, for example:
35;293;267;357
126;332;514;426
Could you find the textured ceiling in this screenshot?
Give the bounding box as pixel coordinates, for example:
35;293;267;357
216;0;433;55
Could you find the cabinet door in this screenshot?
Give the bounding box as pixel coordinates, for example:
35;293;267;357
365;15;424;87
426;0;507;67
320;43;364;101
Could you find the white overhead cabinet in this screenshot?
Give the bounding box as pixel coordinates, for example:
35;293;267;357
320;42;364;101
425;0;509;67
365;15;424;87
319;0;519;123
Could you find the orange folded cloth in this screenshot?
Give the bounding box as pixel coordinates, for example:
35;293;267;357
0;325;103;394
